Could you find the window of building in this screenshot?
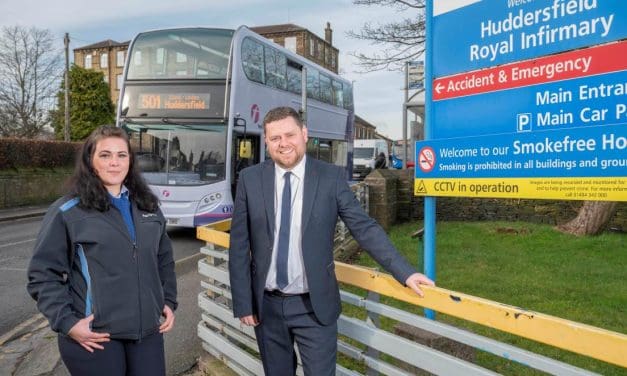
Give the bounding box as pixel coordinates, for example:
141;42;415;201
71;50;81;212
285;37;296;53
133;51;142;65
84;54;92;69
100;53;108;68
117;51;125;67
309;36;315;56
103;74;108;83
116;74;123;90
331;51;337;70
325;46;331;66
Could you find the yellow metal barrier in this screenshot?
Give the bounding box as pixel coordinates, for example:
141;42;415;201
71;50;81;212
197;219;627;368
197;219;231;248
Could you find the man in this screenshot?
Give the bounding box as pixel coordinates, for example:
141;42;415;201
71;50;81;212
229;107;434;376
375;151;387;169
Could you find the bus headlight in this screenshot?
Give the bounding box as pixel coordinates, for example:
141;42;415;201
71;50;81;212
197;192;223;213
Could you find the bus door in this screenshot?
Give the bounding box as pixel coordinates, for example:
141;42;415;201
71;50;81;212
232;133;260;193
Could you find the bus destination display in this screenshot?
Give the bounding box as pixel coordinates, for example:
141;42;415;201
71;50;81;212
138;93;211;110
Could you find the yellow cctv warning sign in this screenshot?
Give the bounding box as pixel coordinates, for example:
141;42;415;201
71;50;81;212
414;177;626;201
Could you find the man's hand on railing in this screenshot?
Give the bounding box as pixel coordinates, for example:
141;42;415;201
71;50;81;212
240;315;259;327
405;273;435;298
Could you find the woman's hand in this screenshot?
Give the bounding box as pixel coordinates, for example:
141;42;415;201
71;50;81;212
159;305;175;333
68;315;110;353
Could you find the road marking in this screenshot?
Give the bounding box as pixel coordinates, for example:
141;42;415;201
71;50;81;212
0;267;27;272
0;238;35;249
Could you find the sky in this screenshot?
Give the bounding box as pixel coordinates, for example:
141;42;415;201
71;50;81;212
0;0;417;140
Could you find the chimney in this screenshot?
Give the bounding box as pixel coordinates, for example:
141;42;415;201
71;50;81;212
325;22;332;45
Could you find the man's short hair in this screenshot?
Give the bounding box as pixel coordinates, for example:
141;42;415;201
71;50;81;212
262;107;303;131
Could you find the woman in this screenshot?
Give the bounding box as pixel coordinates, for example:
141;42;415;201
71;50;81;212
27;125;177;375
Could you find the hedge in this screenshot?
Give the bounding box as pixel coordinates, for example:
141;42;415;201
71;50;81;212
0;138;81;170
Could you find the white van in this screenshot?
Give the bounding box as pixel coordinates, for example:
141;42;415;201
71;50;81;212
352;139;389;180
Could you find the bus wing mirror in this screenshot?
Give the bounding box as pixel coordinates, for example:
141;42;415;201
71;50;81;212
239;140;252;159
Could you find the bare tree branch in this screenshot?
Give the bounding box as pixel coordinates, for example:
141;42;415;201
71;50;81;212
353;0;424;9
348;0;426;72
0;25;62;138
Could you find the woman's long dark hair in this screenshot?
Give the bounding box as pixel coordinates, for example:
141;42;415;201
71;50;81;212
67;125;159;212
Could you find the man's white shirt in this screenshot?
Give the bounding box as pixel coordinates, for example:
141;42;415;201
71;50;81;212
264;156;308;293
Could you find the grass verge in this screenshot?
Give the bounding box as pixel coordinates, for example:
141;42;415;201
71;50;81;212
342;220;626;375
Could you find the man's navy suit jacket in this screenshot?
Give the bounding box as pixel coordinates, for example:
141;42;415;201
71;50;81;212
228;158;415;325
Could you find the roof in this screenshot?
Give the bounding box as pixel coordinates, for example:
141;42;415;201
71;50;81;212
354;115;377;129
74;39;130;51
250;23;307;35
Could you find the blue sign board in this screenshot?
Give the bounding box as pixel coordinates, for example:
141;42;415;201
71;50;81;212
416;124;625;178
433;70;627;139
434;0;627;77
422;0;627;201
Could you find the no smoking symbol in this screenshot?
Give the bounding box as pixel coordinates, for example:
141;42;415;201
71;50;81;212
418;147;435;173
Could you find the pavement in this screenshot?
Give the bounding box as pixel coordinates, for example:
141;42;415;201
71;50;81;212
0;205;235;376
0;205;49;223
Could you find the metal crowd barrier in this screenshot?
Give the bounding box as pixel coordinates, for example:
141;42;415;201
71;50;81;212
195;188;626;375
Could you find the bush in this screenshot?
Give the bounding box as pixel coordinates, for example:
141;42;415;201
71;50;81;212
0;138;81;170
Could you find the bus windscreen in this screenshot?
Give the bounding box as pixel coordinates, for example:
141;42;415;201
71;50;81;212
127;28;234;80
123;123;227;186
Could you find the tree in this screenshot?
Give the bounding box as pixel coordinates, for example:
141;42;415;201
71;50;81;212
0;26;62;138
348;0;426;72
51;65;114;141
556;201;618;236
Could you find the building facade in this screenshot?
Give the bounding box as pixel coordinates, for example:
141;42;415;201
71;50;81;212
73;40;130;107
354;115;377;139
250;22;338;73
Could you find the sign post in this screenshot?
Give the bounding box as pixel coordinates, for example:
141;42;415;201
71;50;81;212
408;61;424;90
419;0;627;318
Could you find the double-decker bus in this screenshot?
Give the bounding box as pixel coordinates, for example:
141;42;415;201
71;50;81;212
116;26;354;227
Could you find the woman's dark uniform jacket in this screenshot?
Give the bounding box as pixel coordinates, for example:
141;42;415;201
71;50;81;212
27;196;177;340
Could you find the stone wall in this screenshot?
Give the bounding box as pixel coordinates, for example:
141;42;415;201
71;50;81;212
0;171;71;209
364;169;626;232
3;168;625;232
364;169;398;230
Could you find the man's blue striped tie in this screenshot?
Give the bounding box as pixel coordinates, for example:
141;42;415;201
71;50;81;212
276;172;291;289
